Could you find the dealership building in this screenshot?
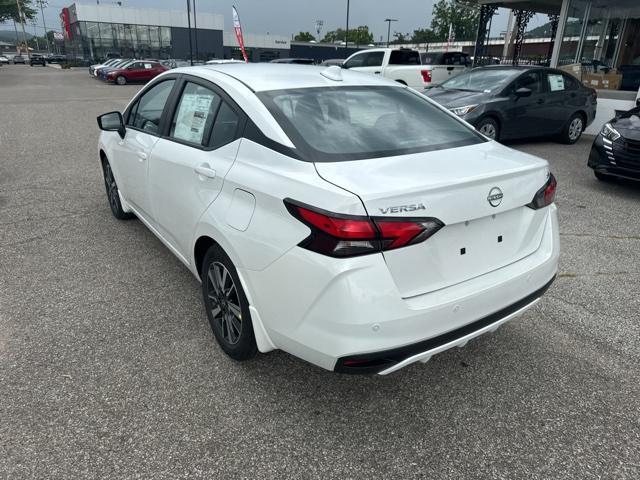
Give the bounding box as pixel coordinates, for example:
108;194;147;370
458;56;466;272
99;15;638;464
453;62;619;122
58;2;358;63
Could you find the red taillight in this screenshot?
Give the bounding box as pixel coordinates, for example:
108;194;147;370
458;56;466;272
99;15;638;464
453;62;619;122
527;173;557;210
296;207;376;239
285;200;444;258
421;69;432;83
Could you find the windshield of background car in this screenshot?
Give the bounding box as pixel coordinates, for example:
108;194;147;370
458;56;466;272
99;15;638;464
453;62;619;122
258;86;484;162
441;69;520;92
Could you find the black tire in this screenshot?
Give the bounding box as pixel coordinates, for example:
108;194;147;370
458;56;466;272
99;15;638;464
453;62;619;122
116;75;127;85
594;170;613;182
101;159;135;220
202;245;257;361
476;117;500;141
561;113;585;144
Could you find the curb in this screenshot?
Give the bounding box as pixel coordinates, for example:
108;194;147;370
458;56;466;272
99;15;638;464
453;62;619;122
47;63;62;69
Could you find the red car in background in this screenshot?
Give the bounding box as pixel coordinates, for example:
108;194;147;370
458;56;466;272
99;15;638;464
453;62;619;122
105;61;167;85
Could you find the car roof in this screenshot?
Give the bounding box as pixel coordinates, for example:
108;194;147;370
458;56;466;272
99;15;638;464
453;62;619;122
478;65;544;70
171;63;396;92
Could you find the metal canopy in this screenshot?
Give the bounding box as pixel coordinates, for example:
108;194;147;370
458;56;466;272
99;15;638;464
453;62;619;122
467;0;640;16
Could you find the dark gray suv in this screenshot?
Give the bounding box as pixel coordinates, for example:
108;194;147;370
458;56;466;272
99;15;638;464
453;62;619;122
425;66;597;144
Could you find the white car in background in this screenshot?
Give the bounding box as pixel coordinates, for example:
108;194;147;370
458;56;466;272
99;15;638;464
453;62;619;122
206;59;245;65
420;50;471;85
342;48;429;89
89;58;121;76
0;55;9;65
96;64;559;374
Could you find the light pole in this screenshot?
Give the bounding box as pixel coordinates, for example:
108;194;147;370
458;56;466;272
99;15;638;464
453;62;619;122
36;0;50;54
193;0;198;62
15;0;31;60
186;0;193;65
384;18;398;47
344;0;349;53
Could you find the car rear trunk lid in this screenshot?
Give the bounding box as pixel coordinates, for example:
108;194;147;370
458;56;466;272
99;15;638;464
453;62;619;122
314;141;551;298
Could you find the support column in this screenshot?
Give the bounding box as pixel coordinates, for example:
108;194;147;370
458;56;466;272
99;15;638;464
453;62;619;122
574;0;592;63
546;14;560;65
511;9;535;65
550;0;571;67
472;4;498;67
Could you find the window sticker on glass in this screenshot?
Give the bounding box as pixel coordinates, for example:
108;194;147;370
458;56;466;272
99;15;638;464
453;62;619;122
548;74;565;92
144;63;152;69
172;91;216;145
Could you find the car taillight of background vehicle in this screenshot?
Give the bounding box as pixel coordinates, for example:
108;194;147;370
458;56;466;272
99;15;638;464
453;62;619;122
285;200;444;258
527;173;557;210
421;70;432;83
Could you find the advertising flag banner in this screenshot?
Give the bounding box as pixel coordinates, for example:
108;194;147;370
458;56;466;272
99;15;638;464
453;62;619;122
232;6;249;62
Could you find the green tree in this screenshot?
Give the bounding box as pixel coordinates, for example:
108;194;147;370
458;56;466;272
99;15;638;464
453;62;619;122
430;0;479;42
392;32;410;44
294;31;316;42
411;28;438;43
321;26;373;45
0;0;37;23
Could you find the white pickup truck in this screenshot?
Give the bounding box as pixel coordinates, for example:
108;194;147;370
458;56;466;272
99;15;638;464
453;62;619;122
342;47;470;89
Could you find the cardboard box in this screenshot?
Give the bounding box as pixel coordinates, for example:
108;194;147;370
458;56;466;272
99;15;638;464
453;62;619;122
582;73;622;90
559;63;584;81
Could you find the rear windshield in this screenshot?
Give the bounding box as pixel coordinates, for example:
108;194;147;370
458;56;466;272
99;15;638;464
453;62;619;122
389;50;421;65
441;69;520;92
258;86;484;162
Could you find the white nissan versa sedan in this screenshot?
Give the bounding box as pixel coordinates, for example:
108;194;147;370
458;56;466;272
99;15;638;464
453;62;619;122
97;64;559;374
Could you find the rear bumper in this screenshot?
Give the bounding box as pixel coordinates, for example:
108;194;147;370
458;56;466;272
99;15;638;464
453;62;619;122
336;275;554;374
244;205;559;373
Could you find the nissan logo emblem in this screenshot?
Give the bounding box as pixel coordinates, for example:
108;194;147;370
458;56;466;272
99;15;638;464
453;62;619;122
487;187;503;207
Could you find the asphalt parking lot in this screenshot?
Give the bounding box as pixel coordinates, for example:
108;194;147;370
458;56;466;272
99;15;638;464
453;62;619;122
1;64;639;479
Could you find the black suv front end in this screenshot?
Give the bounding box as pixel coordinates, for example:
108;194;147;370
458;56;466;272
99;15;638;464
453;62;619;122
589;107;640;181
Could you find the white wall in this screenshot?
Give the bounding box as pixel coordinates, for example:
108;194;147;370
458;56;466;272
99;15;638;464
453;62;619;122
73;3;223;30
585;96;637;135
223;32;289;49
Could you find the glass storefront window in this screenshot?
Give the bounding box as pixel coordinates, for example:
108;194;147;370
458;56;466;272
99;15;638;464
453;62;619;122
558;0;632;69
137;25;150;43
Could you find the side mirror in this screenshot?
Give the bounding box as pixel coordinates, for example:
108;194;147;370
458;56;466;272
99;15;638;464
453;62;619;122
97;111;126;139
515;87;532;98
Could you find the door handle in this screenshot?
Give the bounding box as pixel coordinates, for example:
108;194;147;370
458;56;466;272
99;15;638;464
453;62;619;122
137;151;148;161
194;165;216;179
374;71;381;74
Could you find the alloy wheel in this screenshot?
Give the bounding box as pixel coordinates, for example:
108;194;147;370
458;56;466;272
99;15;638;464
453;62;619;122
568;117;583;141
479;123;496;139
103;163;119;213
206;261;243;345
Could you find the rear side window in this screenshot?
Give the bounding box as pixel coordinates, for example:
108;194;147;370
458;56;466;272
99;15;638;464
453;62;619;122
547;73;566;92
170;82;221;146
126;79;175;134
389;50;420;65
210;103;240;149
259;86;483;162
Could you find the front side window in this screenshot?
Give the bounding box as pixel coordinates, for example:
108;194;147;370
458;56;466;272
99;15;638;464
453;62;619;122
170;82;221;146
259;86;483;162
127;79;175;133
514;71;543;94
364;52;385;67
343;52;366;69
